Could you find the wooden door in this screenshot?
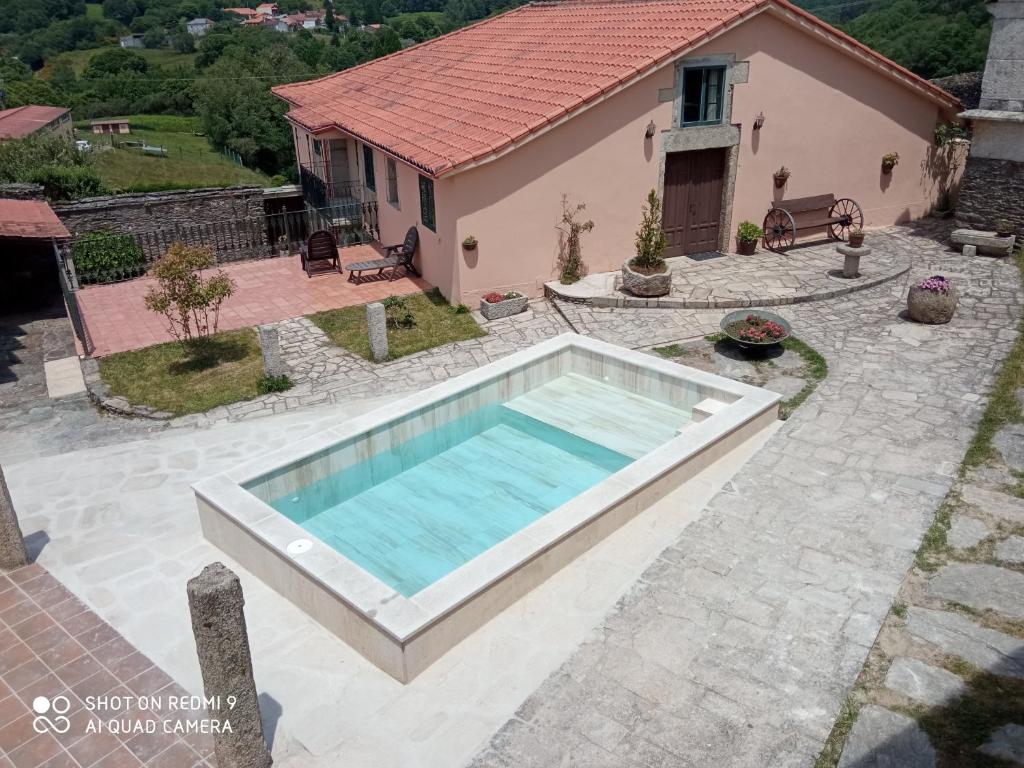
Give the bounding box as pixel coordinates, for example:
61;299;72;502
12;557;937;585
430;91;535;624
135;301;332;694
662;149;726;257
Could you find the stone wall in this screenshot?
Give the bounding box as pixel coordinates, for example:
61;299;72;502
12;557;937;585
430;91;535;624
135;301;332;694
956;156;1024;238
53;186;270;264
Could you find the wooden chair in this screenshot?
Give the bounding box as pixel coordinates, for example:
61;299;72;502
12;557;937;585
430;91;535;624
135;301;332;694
300;230;341;278
347;226;420;283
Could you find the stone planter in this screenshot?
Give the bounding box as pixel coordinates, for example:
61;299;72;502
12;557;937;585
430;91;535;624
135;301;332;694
479;295;528;320
621;261;671;297
737;239;757;256
907;285;958;324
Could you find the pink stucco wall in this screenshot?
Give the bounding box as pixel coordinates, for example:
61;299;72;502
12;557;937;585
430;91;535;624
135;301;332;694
288;8;960;305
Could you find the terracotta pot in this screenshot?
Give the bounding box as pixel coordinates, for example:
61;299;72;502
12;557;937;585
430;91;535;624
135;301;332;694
737;239;757;256
621;260;671;297
848;232;865;248
907;285;958;324
773;174;788;188
882;162;896;174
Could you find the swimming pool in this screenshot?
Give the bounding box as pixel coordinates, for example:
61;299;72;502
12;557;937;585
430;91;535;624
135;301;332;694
195;333;780;682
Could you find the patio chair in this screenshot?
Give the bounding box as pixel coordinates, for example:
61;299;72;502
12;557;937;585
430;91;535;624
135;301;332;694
300;230;341;278
347;226;420;283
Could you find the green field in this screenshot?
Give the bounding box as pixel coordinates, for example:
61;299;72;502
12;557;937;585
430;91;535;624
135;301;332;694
76;115;270;193
38;47;199;78
84;3;104;19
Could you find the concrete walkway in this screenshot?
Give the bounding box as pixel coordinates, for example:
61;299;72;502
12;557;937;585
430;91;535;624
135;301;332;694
468;225;1022;766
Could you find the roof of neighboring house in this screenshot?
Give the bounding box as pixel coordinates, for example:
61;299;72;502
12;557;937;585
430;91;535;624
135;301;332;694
0;105;70;140
225;6;260;16
90;119;130;125
0;199;71;239
188;17;212;24
274;0;962;178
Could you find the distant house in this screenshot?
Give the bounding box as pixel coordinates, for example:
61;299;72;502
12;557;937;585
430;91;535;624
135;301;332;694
274;0;963;305
119;34;145;48
267;17;290;32
186;17;214;36
282;11;324;30
224;7;260;20
0;106;72;142
91;119;131;135
255;2;279;15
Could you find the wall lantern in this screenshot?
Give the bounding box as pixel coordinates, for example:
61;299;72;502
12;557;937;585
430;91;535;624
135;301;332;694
753;112;766;130
645;121;656;139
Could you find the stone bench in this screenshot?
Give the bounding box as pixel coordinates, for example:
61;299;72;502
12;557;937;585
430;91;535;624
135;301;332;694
951;228;1016;257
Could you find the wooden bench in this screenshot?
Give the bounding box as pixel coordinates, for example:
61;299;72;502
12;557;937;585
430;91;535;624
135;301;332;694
762;193;863;251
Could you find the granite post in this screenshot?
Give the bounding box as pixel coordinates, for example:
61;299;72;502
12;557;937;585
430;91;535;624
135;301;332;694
0;466;28;570
257;325;285;378
367;302;388;362
187;563;272;768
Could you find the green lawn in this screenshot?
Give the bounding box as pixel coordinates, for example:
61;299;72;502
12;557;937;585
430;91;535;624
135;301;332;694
99;329;264;416
76;114;270;192
84;3;103;19
38;47;199;78
309;289;485;362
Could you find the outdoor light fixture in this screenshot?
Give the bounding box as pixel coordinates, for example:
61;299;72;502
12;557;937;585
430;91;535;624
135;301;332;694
754;112;766;130
645;121;656;138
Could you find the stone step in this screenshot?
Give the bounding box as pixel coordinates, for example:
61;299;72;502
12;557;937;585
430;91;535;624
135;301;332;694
907;607;1024;679
926;563;1024;619
838;705;935;768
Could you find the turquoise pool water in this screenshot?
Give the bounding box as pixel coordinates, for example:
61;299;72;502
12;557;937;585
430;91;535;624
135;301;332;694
267;405;633;596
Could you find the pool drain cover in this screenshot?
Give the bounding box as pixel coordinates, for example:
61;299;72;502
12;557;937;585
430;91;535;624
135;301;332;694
286;539;313;555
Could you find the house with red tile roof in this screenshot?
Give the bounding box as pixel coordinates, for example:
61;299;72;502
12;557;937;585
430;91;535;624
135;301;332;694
0;106;72;142
274;0;962;304
0;199;70;311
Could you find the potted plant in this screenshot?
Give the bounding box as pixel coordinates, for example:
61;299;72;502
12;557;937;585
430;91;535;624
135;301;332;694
479;290;528;320
275;234;290;256
996;219;1014;238
462;235;478;250
848;227;865;248
773;166;791;188
736;221;763;256
622;190;671;297
720;310;791;349
907;275;958;324
881;152;900;173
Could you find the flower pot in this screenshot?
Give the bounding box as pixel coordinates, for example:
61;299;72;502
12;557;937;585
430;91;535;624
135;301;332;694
848;232;865;248
737;239;757;256
882;162;896;175
996;227;1014;238
773;175;788;189
907;285;958;324
479;294;528;320
621;260;671;297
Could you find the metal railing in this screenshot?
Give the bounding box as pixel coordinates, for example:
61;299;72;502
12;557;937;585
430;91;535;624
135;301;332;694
64;200;380;286
300;165;372;209
54;240;94;355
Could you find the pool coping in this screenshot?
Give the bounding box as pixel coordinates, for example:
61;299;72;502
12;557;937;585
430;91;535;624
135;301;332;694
193;333;780;681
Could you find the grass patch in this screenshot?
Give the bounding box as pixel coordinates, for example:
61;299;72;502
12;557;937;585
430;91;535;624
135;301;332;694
892;600;908;619
915;492;957;572
84;3;103;19
76;115;269;192
961;247;1024;472
99;329;264;416
652;343;689;358
702;332;828;419
815;695;863;768
39;47;199;78
308;289;485;362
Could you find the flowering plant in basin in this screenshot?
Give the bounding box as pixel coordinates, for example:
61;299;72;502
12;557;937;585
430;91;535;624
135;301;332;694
916;275;952;294
724;313;789;345
479;290;528;320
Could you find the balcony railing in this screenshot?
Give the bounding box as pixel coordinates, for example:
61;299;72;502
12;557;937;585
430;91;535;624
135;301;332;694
300;165;373;209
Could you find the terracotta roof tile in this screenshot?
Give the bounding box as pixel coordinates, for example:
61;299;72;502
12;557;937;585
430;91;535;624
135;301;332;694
0;106;70;140
0;199;71;240
274;0;959;176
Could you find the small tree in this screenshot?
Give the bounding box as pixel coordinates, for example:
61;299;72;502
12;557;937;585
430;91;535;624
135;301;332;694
557;195;594;284
144;244;236;343
632;189;667;273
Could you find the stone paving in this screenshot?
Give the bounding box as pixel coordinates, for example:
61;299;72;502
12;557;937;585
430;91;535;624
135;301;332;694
546;225;912;309
467;223;1023;767
826;387;1024;768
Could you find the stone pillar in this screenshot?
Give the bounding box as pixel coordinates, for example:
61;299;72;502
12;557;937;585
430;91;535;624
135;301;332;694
187;563;272;768
367;302;388;363
0;467;28;570
257;325;285;379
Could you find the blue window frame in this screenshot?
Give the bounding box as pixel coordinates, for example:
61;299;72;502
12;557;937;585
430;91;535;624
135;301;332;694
419;175;436;231
680;66;726;126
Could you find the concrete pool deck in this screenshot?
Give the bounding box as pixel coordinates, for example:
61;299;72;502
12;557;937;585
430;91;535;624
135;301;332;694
3;394;778;766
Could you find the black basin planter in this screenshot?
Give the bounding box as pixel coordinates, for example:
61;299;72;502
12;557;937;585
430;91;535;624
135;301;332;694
720;310;792;350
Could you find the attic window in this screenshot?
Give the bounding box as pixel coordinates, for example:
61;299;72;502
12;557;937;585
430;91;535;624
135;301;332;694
681;66;726;126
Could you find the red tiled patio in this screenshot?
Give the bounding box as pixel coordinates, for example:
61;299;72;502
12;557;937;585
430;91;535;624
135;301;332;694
77;245;432;357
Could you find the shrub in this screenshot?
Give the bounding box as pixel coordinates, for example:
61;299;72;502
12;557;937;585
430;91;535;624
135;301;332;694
382;295;416;329
144;243;236;343
557;195;593;284
72;231;146;283
257;374;292;394
736;221;764;243
452;303;470;314
882;152;900;168
24;165;107;201
0;134;105;201
632;189;668;273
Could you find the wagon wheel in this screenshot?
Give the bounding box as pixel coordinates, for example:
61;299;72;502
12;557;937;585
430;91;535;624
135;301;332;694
763;208;796;251
828;198;863;241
